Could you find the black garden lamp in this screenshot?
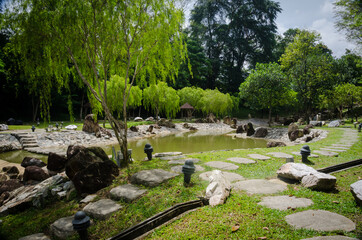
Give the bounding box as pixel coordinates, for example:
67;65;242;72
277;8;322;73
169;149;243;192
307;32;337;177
300;145;311;163
144;143;153;160
56;122;59;129
61;122;63;129
72;211;90;240
358;123;362;132
31;125;35;132
182;160;196;186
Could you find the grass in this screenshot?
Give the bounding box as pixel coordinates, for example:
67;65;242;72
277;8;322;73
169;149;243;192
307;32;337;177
0;126;361;240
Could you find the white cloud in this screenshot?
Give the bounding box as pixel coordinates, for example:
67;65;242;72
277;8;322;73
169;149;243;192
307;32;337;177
321;0;334;15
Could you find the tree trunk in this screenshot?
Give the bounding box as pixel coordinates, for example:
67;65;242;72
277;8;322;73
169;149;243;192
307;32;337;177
80;92;84;121
32;97;39;122
268;108;272;127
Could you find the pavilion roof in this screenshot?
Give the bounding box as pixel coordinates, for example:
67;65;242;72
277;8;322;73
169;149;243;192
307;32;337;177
180;103;194;109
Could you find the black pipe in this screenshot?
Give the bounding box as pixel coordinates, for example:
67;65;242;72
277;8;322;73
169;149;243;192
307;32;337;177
317;159;362;174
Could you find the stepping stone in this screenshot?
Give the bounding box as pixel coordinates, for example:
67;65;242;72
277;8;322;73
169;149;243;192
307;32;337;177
302;236;359;240
320;148;346;152
328;146;349;150
227;157;256;164
258;195;313;210
83;199;122;220
247;154;270;160
170;165;204;173
50;216;76;239
199;171;244;183
110;184;147;202
285;210;356;232
19;233;51;240
291;152;319;158
277;163;318;180
205;161;239;170
158;155;186;161
168;158;199;165
154;152;182;158
130;169;179;187
267;152;294;158
332;144;352;147
232;179;287;194
313;150;338;157
80;194;97;203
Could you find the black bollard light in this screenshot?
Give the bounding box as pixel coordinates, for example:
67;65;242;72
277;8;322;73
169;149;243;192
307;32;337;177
31;125;35;132
182;160;196;186
358;123;362;132
61;122;63;129
72;211;90;240
300;145;311;163
144;144;153;160
56;122;59;129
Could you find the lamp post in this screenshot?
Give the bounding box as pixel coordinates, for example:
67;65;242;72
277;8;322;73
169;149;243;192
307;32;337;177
144;144;153;160
300;145;311;163
72;211;90;240
182;160;196;186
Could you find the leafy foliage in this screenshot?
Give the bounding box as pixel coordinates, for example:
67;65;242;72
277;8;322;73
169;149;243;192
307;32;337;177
198;88;233;117
177;86;204;108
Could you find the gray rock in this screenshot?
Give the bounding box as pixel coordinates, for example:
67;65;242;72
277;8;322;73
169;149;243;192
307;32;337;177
168;158;199;165
154;152;183;158
80;194;97;203
253;127;268;137
0;124;9;131
227;157;256;164
285;210;356;232
134;117;143;122
19;233;51;240
232;179;287;194
313;150;338;157
328;120;341;127
247;154;270;160
64;125;77;130
199;171;244;183
205;161;239;170
205;170;231;206
277;163;318;180
258;195;313;210
302;236;359;240
267;141;287;148
267;152;294;158
63;181;74;191
320;148;346;152
301;172;336;191
130;169;179;187
158;155;186;161
170;165;204;173
350;180;362;206
50;216;76;239
83;199;122;220
110;184;147;202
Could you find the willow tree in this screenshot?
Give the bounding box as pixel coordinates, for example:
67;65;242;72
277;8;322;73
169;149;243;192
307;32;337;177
2;0;187;167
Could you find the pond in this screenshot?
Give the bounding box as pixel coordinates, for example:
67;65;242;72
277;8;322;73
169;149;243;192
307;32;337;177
0;131;268;163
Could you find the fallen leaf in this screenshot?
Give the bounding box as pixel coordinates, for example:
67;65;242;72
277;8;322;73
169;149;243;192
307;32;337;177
232;224;240;232
289;194;294;197
263;227;269;231
333;201;339;204
257;237;267;240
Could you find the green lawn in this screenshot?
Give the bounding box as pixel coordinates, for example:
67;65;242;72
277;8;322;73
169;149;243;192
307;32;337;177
0;127;361;240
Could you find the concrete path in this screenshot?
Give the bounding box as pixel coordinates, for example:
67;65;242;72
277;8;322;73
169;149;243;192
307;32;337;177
232;179;287;194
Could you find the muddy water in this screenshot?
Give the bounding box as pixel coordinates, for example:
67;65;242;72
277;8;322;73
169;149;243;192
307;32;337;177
0;131;268;163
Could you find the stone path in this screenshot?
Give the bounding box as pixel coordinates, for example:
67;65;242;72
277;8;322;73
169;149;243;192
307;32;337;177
291;152;319;158
170;165;205;173
199;171;244;183
83;199;122;220
11;132;39;149
313;150;338;157
258;195;313;210
168;158;199;165
50;216;76;239
205;161;239;170
285;210;356;232
247;154;270;160
154;152;183;158
232;179;287;194
267;152;294;158
320;148;346;152
19;233;51;240
130;169;179;187
227;157;256;164
110;184;147;202
302;236;359;240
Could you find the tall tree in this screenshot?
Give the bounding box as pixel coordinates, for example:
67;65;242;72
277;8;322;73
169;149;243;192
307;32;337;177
280;30;335;123
3;0;187;167
189;0;281;92
334;0;362;45
198;88;233;117
239;62;295;126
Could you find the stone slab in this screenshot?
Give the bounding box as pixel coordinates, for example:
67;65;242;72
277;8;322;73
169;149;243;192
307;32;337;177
247;154;270;160
170;165;205;173
302;236;359;240
83;199;122;220
291;152;319;158
320;148;346;152
158;155;186;161
331;144;352;147
110;184;147;202
267;152;294;158
350;180;362;206
258;195;313;210
285;210;356;232
313;150;338;157
327;146;349;150
277;163;318;181
130;169;179;187
199;171;244;183
232;179;287;194
80;194;97;203
19;233;51;240
50;216;76;239
205;161;239;170
154;152;183;158
168;158;199;165
227;157;256;164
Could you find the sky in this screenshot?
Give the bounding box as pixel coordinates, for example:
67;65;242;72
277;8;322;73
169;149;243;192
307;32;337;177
275;0;358;58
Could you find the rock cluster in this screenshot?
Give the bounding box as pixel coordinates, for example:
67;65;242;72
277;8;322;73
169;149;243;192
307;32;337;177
0;134;21;153
205;170;231;206
350;180;362;206
82;114;112;138
157;119;175;128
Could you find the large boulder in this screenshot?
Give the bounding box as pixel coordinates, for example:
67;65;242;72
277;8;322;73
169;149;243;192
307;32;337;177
301;172;336;191
205;170;231;206
223;116;232;125
129;126;138;132
0;124;8;131
277;163;318;181
82;114;101;137
236;125;244;134
65;145;119;194
0;179;23;195
289;129;304;141
350;180;362;206
246;122;255;136
267;141;286;148
157;119;175;128
47;152;67;172
288;123;299;137
328;120;341;127
23;166;50;182
205;113;217;123
254;127;268;138
21;157;46;168
134;117;143;122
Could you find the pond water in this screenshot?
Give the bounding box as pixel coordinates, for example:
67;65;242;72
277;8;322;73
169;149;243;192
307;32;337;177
0;131;268;163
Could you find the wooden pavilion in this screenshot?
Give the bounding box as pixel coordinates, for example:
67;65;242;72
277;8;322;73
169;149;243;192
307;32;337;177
180;103;194;120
